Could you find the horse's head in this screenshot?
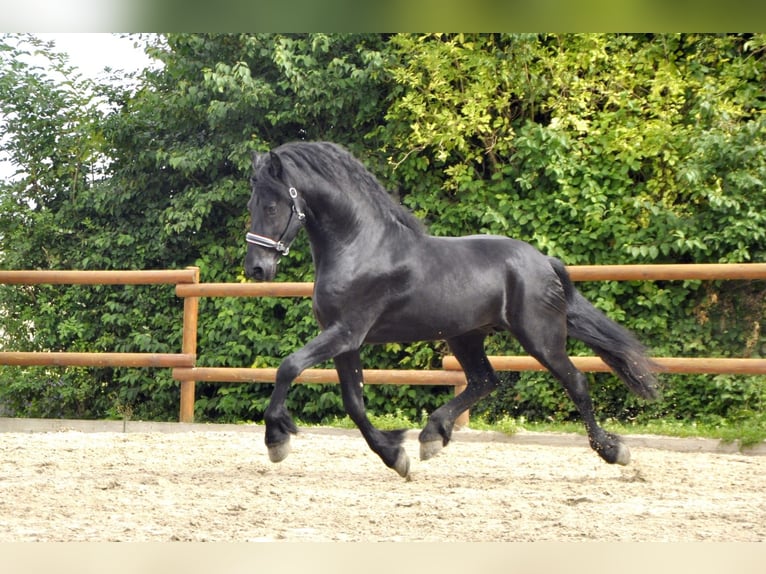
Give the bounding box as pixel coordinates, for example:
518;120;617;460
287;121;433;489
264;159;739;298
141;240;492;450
244;151;306;281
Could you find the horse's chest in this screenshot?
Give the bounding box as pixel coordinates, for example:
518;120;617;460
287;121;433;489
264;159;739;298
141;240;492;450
311;267;414;330
311;280;385;326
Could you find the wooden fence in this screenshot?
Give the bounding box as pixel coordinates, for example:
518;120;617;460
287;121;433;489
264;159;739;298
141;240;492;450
0;269;200;420
1;263;765;425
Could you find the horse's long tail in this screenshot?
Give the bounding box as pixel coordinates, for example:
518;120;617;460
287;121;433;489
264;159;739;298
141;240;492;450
549;257;661;400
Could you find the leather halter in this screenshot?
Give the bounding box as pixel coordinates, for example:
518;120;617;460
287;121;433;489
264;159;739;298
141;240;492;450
245;187;306;255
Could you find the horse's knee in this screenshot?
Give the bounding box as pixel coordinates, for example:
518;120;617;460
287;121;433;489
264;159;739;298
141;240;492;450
276;357;301;385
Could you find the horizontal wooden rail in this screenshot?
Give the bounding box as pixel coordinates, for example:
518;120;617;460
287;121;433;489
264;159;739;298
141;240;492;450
172;264;766;299
4;265;764;290
566;263;766;281
0;269;199;285
172;367;467;385
0;352;196;368
442;356;766;375
176;282;313;298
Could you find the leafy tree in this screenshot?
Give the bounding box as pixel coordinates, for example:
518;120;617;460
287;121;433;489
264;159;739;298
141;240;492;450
379;33;766;423
0;34;122;417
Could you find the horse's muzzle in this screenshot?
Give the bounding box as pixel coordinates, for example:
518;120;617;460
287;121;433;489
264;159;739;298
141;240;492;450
244;251;279;282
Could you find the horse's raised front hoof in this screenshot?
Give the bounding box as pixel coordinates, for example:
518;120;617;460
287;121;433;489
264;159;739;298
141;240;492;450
393;448;411;479
267;439;291;463
419;439;443;461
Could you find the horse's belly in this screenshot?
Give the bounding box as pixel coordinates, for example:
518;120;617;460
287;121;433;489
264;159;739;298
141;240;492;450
364;291;505;344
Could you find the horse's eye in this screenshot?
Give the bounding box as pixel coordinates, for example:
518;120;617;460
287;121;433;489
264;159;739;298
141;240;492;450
265;203;278;216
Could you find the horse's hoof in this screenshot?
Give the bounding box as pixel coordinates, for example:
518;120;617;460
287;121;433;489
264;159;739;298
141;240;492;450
267;440;291;463
419;439;443;461
615;442;631;466
393;449;411;479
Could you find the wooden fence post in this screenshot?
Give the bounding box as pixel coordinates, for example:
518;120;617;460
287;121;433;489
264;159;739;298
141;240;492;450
179;267;200;423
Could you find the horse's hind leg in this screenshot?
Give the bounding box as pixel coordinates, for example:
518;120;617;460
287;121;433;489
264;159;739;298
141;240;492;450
542;355;630;465
510;308;631;465
334;351;410;478
419;331;499;461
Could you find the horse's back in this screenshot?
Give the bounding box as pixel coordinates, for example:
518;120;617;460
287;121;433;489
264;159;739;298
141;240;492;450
424;233;568;316
361;233;561;342
424;233;556;281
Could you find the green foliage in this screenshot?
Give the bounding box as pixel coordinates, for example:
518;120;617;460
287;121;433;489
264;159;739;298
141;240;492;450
381;33;766;426
1;33;764;431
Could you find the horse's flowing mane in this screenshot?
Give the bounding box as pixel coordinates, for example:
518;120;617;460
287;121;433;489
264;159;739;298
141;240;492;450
276;141;426;235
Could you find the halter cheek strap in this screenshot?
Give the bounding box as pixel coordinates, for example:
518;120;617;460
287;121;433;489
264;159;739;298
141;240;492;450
246;187;306;255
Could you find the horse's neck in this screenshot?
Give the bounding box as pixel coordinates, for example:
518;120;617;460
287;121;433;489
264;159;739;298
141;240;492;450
305;199;417;270
306;217;385;257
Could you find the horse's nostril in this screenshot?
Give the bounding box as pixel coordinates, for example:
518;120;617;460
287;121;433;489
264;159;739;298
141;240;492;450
245;264;264;280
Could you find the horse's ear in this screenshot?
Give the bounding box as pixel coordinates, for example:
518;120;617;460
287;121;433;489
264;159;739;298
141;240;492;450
251;151;263;170
268;151;283;179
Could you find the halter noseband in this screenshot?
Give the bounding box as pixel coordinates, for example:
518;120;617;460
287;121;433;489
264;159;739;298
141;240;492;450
246;186;306;255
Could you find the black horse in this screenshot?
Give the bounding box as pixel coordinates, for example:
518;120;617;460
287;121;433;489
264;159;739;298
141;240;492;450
244;141;659;478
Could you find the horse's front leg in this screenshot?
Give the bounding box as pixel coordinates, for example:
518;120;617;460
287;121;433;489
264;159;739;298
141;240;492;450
335;351;410;478
263;325;357;464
